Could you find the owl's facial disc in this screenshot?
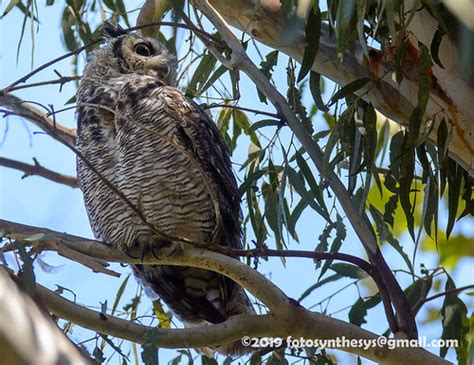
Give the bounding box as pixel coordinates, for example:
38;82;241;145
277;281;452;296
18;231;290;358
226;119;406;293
125;36;173;83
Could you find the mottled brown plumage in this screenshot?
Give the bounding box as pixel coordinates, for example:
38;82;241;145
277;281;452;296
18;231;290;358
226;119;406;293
76;23;254;356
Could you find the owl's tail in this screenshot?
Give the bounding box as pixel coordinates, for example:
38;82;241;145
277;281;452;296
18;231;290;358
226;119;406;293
132;264;255;357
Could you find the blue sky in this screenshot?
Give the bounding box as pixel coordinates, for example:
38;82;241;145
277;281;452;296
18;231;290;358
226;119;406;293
0;2;472;364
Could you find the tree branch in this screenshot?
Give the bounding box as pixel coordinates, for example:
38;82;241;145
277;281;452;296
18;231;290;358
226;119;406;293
1;219;399;328
190;0;417;339
32;279;450;364
0;156;78;188
0;93;76;146
0;221;451;364
0;219;289;314
422;284;474;304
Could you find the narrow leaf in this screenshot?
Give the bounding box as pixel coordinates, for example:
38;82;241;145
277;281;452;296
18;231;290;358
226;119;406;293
297;5;321;82
329;78;370;106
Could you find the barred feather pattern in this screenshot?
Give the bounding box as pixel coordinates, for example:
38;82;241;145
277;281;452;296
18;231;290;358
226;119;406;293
76;30;254;356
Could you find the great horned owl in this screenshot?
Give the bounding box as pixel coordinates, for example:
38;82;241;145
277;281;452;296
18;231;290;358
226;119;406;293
76;22;255;355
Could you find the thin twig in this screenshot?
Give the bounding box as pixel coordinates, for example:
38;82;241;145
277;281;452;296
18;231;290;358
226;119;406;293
7;76;80;92
204;103;281;119
0;156;78;188
1;22;223;94
1;40;100;94
0;93;76;146
422;284;474;304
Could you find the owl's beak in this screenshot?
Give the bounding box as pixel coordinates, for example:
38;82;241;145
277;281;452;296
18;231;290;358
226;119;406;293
144;57;171;84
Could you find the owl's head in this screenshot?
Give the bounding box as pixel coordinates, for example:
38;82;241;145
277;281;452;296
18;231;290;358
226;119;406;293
85;22;177;86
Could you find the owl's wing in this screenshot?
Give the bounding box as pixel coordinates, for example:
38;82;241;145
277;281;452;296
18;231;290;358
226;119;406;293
117;79;242;249
169;89;243;249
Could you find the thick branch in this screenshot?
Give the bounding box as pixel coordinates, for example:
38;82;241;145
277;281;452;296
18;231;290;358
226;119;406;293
0;267;89;365
190;0;417;339
32;279;449;365
0;156;78;188
1;219;399;328
1;219;398;327
0;93;76;146
0;228;450;364
0;219;289;314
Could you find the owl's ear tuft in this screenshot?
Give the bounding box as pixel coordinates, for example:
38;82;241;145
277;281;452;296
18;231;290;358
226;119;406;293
103;21;127;39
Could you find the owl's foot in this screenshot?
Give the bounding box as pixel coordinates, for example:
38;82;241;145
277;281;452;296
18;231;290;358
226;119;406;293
125;237;171;263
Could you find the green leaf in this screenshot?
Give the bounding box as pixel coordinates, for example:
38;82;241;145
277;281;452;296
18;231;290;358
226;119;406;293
349;297;367;326
201;356;219;365
329;78;370;106
287;198;307;239
264;178;284;250
111;274;130;316
99;334;129;361
422;173;438;239
287;166;330;222
365;294;382;309
348;126;362;194
430;26;445;69
1;0;21;17
297;5;321;82
93;346;106;363
287;82;313;133
421;0;450;34
384;0;397;39
15;241;35;296
199;64;228;94
335;0;356;58
141;329;159;365
437;118;449;195
440;275;469;363
116;0;130;27
361;103;377;172
152;300;171;328
247;188;267;245
239;169;266;197
309;72;329;111
330;263;368;279
383;194;398;228
447;160;462;238
404;278;432;310
257;50;279;103
356;0;369;56
186;52;217;97
247;119;283;134
394;39;407;84
370;204;414;273
389;131;405;181
298;274;342;302
399;108;423;241
417;42;433;113
295;152;328;214
61;7;79;52
319;215;346;278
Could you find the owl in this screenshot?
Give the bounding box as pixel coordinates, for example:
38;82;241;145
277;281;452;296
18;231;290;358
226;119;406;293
76;22;255;356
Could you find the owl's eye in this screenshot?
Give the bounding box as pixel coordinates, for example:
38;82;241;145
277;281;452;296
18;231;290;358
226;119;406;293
134;43;153;57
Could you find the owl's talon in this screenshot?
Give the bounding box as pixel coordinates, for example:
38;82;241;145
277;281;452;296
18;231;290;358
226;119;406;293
123;247;141;260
